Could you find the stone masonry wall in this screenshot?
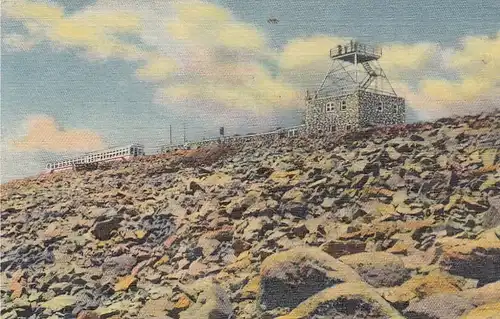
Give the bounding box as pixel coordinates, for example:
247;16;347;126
305;93;360;133
358;91;405;126
305;90;405;133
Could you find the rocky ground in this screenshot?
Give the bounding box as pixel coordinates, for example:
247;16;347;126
1;111;500;319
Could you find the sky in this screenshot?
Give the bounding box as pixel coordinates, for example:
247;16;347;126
1;0;499;182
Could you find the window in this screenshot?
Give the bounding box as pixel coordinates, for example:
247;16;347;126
326;102;334;112
326;101;335;112
340;100;347;110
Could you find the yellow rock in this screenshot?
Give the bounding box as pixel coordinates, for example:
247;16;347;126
480;176;499;191
396;203;412;214
481;149;498;167
469;150;482;162
202;172;232;186
154;256;170;268
374;202;397;217
174;294;191;310
97;241;109;248
460;281;500;306
114;275;136;292
241;276;260;299
225;255;251;273
236;250;251;262
444;194;462;212
339;251;403;270
281;189;304;202
135;230;146;239
138;298;170;318
276;282;404;319
269;170;301;184
387;241;410;255
461;302;500;319
363;187;395;198
438;228;500;255
382;271;463;304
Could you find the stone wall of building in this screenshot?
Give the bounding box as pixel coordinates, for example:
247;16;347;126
358;91;405;126
305;93;360;133
305;90;405;133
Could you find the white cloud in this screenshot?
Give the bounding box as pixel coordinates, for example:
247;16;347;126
9;115;106;153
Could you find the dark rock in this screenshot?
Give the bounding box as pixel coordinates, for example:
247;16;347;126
445;218;465;236
409;134;425;142
280;202;308;218
141;213;175;245
187;180;205;194
320;240;366;258
351;174;370;189
336;206;366;223
92;213;122;241
102;255;137;277
483;196;500;229
339;252;410;288
446;170;460;187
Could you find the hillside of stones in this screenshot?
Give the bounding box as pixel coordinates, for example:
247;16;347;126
1;111;500;319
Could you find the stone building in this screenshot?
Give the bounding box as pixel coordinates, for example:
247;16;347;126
305;41;405;133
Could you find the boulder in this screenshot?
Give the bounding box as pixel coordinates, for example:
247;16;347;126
403;293;475;319
460;281;500;306
276;282;404;319
179;282;232;319
348;160;369;176
258;246;361;310
41;294;77;312
76;311;99;319
102;255;137;277
438;228;500;285
382;271;464;307
460;302;500;319
483;196;500;229
138;298;171;318
92;213;122;241
339;252;410;287
320;240;366;258
240;276;260;300
336;206;366;223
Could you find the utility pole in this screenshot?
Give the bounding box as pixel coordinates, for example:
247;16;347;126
169;124;172;145
183;122;187;143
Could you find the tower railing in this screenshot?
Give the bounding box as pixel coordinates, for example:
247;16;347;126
330;42;382;59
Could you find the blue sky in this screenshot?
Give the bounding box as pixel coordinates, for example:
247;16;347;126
1;0;499;182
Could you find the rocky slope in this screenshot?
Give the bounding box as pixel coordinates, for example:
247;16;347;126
1;112;500;319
